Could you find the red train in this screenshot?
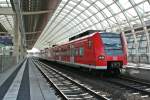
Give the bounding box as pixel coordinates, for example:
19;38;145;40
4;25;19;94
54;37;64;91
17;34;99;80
43;30;128;74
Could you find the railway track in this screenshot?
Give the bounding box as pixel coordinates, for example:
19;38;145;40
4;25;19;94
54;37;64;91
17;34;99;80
32;59;111;100
102;75;150;98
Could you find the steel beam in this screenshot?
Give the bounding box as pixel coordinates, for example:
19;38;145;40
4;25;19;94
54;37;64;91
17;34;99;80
0;32;7;34
22;10;53;15
25;39;36;41
25;31;41;34
0;7;14;15
0;7;53;15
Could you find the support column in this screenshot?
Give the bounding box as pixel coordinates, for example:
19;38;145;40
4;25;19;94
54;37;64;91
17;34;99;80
13;15;18;63
13;15;24;63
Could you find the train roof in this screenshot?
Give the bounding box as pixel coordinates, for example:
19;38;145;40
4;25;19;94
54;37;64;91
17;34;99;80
52;31;98;49
69;30;105;41
52;31;121;49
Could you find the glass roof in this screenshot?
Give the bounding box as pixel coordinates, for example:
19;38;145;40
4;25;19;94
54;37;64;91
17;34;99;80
34;0;150;49
0;0;14;33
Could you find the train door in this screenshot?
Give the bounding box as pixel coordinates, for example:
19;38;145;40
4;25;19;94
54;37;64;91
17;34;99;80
86;39;95;66
59;56;61;61
70;45;74;63
59;48;61;61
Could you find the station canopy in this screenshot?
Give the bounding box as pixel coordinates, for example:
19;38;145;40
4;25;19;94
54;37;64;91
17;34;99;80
34;0;150;52
0;0;14;35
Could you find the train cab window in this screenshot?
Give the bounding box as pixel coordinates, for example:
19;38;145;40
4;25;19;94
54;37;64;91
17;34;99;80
79;47;84;56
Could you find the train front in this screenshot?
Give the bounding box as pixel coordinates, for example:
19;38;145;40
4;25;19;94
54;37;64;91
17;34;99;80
97;32;127;73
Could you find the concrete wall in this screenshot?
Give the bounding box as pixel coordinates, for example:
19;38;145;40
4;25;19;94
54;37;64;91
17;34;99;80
0;55;17;72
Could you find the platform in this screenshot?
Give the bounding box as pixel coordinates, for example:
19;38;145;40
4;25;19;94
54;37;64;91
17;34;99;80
124;63;150;81
127;63;150;69
0;58;58;100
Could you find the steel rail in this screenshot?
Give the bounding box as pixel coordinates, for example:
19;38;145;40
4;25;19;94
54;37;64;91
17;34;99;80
33;61;69;100
103;77;150;96
32;59;110;100
119;76;150;86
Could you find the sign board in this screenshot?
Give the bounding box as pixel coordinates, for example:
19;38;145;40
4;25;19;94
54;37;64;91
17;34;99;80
0;36;13;46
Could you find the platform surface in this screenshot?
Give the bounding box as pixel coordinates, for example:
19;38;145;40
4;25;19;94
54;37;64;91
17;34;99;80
0;63;19;87
124;63;150;81
127;63;150;69
0;59;58;100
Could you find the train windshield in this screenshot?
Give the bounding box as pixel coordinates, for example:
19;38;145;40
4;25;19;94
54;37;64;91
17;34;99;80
100;33;123;55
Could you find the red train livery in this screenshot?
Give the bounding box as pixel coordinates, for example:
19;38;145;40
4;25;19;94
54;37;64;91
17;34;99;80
44;30;128;73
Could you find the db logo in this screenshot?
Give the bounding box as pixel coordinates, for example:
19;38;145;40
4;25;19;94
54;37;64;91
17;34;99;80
113;56;117;60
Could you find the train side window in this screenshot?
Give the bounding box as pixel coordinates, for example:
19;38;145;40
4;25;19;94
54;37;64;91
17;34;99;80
73;49;76;56
75;48;78;56
71;49;75;56
70;50;72;56
67;50;70;56
88;40;92;48
71;49;73;56
70;45;74;56
79;47;84;56
65;50;67;56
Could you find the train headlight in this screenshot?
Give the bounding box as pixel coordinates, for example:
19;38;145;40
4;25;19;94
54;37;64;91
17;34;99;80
99;55;105;60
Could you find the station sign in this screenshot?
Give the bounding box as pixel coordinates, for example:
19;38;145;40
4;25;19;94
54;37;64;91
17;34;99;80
0;36;13;46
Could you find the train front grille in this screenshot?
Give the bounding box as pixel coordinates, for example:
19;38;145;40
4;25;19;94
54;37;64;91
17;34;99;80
107;61;123;69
